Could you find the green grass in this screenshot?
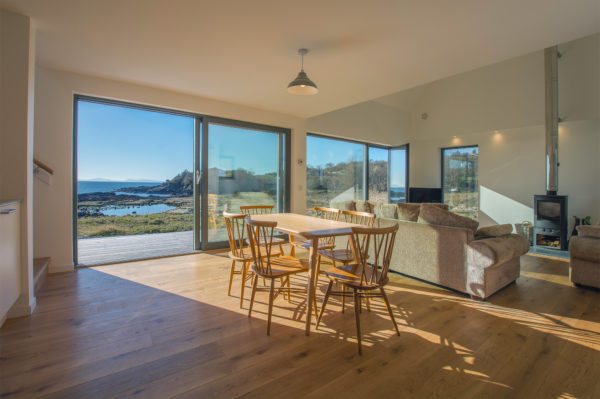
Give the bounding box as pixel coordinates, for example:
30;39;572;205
77;213;193;238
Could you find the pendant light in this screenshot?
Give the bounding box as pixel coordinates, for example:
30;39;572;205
287;48;318;95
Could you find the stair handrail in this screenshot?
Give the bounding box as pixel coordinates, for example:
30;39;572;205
33;158;54;175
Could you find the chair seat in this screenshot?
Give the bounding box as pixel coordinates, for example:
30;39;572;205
318;248;354;263
291;239;335;250
325;263;387;290
251;255;309;278
228;246;281;262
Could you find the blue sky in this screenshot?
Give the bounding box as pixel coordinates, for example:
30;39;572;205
78;101;280;181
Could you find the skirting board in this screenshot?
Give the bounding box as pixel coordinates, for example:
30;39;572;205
7;296;37;319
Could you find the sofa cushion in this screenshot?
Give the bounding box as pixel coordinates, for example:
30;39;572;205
330;200;356;211
397;203;421;221
418;203;479;234
355;200;374;213
377;203;397;219
577;225;600;239
475;224;513;239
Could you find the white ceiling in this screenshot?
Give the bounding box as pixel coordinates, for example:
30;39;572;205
1;0;599;118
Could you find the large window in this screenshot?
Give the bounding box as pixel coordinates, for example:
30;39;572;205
306;135;365;209
368;147;389;203
442;145;479;218
74;96;290;265
306;134;408;208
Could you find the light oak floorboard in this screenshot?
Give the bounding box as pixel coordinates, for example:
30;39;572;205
1;251;599;398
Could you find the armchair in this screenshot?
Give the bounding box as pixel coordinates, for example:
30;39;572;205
569;223;600;289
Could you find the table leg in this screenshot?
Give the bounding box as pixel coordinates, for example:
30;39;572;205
305;237;319;335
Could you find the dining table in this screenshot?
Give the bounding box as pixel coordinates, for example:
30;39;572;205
247;212;362;335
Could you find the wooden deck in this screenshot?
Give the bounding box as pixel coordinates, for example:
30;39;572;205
77;231;196;265
1;252;599;398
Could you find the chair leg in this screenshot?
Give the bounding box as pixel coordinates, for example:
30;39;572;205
366;296;371;312
248;274;259;318
341;285;346;314
353;289;362;355
316;281;333;329
227;260;236;296
278;242;284;256
280;277;286;301
380;287;400;336
240;262;248;308
267;279;275;336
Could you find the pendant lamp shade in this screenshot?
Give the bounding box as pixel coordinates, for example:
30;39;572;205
287;49;318;95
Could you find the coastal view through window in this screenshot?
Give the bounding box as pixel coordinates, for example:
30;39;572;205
76;99;195;264
306;135;409;208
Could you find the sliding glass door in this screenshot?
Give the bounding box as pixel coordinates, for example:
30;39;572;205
74;97;290;265
74;98;196;265
205;118;288;247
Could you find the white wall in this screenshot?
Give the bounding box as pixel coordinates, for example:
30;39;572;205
409;33;600;230
0;9;36;316
34;67;306;272
307;100;411;146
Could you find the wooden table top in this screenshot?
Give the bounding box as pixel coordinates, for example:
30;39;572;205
248;213;361;239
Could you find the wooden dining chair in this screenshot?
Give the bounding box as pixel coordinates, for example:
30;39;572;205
318;210;376;266
240;205;286;255
223;211;281;308
316;223;400;355
246;217;318;335
289;207;341;258
317;210;376;311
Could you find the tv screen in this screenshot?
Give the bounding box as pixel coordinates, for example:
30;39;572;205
409;188;442;203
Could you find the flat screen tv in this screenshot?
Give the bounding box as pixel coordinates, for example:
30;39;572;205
409;187;442;203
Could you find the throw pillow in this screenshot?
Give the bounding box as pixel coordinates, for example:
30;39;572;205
417;203;479;233
378;203;397;219
355;200;374;213
330;200;356;211
397;203;421;222
475;224;513;239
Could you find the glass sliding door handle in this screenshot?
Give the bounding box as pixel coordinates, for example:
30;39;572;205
196;169;201;185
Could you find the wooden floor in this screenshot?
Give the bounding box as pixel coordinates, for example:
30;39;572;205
1;249;599;398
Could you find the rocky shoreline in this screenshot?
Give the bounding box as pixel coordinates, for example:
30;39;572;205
77;192;192;217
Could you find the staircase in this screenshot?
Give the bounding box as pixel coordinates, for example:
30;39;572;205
34;257;50;296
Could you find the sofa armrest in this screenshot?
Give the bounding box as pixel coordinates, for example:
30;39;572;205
576;225;600;239
467;234;530;269
570;235;600;263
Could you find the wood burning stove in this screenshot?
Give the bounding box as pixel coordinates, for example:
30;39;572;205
533;195;568;250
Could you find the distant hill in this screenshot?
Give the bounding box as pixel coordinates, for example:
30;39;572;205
126;170;193;196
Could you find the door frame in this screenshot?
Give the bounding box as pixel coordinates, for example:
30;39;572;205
72;95;290;264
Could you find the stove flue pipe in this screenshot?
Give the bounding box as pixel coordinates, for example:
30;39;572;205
544;46;559;195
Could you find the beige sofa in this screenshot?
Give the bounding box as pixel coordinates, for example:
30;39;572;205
330;200;530;299
569;223;600;289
